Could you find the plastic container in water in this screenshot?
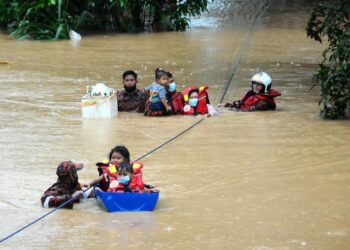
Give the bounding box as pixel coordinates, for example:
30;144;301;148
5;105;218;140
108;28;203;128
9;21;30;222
95;189;159;212
81;94;118;119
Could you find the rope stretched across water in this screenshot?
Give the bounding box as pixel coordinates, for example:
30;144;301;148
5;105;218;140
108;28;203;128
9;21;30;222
134;117;205;162
0;117;205;244
219;1;270;104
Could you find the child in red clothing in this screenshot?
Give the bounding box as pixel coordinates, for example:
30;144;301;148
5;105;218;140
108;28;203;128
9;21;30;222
87;145;157;193
86;145;131;191
167;71;184;115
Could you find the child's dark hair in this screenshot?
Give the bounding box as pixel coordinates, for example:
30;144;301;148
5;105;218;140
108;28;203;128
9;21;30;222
155;68;168;80
122;70;137;80
188;88;199;98
109;145;130;163
118;162;133;175
167;71;173;78
188;88;211;104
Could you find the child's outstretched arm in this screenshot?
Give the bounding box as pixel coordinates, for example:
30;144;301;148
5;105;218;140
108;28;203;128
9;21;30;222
217;102;232;108
84;175;103;188
217;100;241;108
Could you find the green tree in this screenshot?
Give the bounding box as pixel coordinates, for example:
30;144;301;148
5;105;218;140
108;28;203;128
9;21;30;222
10;0;70;40
306;0;350;119
0;0;211;40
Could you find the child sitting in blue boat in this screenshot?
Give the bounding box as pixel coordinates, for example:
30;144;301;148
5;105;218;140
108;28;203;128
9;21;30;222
106;162;132;192
86;145;157;193
144;68;172;116
86;145;131;192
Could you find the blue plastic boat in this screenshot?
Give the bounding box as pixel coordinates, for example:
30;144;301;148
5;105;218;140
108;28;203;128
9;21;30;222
95;189;159;212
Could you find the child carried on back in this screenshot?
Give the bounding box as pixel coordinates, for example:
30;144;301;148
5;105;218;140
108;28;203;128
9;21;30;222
144;68;172;116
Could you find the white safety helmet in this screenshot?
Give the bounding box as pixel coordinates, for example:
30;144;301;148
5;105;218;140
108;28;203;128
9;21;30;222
251;72;272;93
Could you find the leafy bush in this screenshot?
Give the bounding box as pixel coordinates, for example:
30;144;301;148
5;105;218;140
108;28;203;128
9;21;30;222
172;0;208;30
11;0;70;40
306;0;350;119
0;0;210;40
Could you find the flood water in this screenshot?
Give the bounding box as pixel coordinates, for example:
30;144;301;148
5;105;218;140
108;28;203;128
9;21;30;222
1;0;350;249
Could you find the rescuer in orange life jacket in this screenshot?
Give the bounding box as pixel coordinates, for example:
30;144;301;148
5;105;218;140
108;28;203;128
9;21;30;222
218;72;281;111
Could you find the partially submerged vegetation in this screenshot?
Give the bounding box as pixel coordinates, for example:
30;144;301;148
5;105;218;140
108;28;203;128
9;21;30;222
0;0;209;40
307;0;350;119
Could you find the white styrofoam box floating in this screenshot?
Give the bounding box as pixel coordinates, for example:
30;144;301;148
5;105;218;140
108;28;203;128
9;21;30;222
81;94;118;119
91;83;112;97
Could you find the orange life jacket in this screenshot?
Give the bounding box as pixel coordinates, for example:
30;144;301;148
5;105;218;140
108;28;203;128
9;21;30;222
182;86;209;115
129;162;145;192
97;163;119;191
100;161;146;193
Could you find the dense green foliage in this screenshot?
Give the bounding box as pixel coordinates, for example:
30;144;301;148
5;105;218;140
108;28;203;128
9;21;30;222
306;0;350;119
0;0;210;40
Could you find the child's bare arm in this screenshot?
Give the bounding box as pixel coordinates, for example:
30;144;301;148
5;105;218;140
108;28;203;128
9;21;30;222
161;97;172;111
85;175;103;188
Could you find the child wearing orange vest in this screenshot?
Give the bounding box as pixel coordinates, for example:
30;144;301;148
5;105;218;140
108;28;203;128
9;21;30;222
182;86;218;117
86;145;156;193
86;145;132;191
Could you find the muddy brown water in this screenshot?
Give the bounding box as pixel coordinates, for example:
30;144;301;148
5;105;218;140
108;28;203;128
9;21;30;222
0;0;350;249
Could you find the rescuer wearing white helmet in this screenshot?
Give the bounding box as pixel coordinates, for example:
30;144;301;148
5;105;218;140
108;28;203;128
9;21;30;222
251;72;272;93
218;71;281;111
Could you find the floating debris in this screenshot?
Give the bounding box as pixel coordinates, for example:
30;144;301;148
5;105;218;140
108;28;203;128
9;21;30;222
69;30;81;41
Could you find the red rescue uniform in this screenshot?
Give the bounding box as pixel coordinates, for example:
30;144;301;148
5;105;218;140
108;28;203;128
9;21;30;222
237;89;281;111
